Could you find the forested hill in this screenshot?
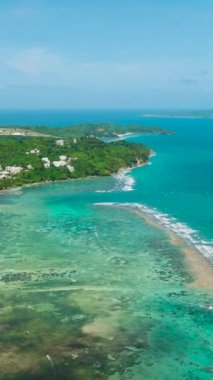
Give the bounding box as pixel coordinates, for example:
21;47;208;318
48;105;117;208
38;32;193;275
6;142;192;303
0;136;150;190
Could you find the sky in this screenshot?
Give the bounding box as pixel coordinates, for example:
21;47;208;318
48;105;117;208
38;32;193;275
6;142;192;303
0;0;212;109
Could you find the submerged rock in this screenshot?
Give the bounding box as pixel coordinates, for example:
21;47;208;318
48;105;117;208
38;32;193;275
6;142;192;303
202;366;213;373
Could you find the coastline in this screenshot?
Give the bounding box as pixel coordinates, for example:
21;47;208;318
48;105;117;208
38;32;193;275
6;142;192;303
0;175;105;196
2;150;212;289
0;149;155;195
145;217;213;289
95;203;213;289
131;208;213;289
137;208;213;289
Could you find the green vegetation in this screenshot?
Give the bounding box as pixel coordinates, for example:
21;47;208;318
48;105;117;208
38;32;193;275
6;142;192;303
0;135;150;190
0;123;171;139
0;123;170;190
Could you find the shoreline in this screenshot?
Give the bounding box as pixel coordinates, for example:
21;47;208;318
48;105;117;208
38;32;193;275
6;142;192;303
0;175;98;193
143;213;213;289
2;150;212;291
130;208;213;289
3;152;212;288
0;153;154;195
138;209;213;289
95;203;213;289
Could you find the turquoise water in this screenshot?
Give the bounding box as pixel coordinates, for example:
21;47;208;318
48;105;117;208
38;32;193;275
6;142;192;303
128;119;213;242
0;110;212;379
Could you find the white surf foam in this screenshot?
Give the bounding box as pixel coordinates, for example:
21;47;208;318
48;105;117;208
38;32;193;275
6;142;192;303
95;168;136;193
113;169;136;192
94;202;213;262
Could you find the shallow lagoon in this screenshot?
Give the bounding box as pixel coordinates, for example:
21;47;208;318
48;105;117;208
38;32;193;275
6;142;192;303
0;110;213;379
0;179;212;380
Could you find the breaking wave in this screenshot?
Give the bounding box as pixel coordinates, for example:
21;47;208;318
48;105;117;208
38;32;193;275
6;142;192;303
96;168;136;193
94;202;213;262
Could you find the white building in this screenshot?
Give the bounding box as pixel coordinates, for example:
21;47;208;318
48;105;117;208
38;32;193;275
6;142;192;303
56;139;64;146
5;166;23;175
30;149;40;154
0;166;23;179
59;155;67;161
67;165;75;173
52;160;67;168
42;157;50;169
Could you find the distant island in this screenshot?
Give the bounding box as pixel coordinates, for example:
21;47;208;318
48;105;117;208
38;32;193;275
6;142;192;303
0;123;171;190
0;123;171;138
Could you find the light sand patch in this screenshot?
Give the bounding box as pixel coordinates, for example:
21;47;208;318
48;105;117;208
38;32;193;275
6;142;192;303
70;288;124;316
82;319;116;338
163;225;213;289
181;245;213;289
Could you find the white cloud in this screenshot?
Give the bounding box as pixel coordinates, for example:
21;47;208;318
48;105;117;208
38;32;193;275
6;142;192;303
7;48;64;77
0;45;212;94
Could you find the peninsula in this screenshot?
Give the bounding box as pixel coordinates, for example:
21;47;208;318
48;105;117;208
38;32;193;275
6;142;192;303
0;123;169;190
